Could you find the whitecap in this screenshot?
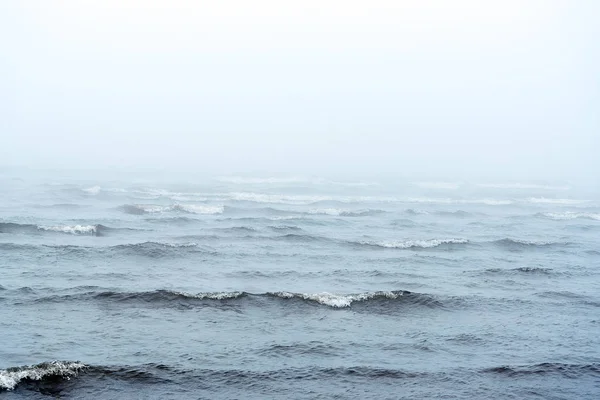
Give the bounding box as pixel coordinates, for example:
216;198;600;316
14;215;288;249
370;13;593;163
269;291;403;308
38;225;98;235
0;361;86;391
367;238;469;249
527;198;589;205
82;186;101;195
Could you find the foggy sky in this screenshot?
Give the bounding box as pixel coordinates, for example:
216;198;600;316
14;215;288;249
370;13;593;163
2;1;598;182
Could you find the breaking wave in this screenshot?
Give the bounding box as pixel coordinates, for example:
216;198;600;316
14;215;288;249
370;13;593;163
357;238;469;249
0;222;115;236
539;212;600;221
0;361;87;391
307;208;385;217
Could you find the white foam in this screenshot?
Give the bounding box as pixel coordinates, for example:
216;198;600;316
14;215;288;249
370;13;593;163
0;361;86;391
542;212;600;221
172;204;224;214
188;291;243;300
270;291;402;308
308;208;351;216
82;186;101;195
39;225;97;235
132;204;168;213
129;204;223;214
369;238;469;249
527;197;589;205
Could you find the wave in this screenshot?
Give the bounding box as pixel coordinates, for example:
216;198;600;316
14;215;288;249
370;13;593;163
265;290;437;308
492;238;569;249
477;183;570;190
404;209;473;217
482;267;556;276
357;238;469;250
82;185;101;195
405;198;513;206
483;362;600;378
28;289;442;310
214;176;379;187
1;362;427;392
527;197;589;205
0;361;86;391
539;212;600;221
268;225;303;232
0;222;116;236
307;208;385;217
120;204;224;215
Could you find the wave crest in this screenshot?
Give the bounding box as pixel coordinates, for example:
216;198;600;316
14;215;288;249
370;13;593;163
0;222;112;236
359;238;469;249
120;204;224;215
0;361;87;391
539;212;600;221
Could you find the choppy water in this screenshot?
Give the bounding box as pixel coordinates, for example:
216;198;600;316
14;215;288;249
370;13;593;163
1;173;599;399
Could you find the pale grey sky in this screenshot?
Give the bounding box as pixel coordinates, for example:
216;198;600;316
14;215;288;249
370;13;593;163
1;1;598;182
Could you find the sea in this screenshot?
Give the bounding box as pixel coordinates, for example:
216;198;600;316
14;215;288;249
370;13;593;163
1;171;599;399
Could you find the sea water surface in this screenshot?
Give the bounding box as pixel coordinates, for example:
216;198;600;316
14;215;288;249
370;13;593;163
1;172;599;398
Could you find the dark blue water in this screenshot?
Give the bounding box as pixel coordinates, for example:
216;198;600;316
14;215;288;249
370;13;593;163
1;173;599;398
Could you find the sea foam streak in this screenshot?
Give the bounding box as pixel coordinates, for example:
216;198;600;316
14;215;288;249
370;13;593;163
0;361;87;391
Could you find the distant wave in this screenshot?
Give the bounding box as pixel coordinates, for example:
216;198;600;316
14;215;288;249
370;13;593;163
527;197;589;205
0;361;86;391
214;176;379;187
268;225;303;232
538;212;600;221
477;183;570;190
491;238;570;249
404;209;474;217
81;186;127;195
109;242;208;258
412;182;461;190
482;267;556;276
120;204;224;215
357;238;469;250
405;198;513;206
0;222;116;236
307;208;385;217
0;241;212;258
